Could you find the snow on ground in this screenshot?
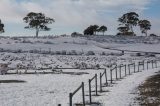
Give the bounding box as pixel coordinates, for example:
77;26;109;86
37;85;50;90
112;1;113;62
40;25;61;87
93;68;160;106
0;69;105;106
0;35;160;106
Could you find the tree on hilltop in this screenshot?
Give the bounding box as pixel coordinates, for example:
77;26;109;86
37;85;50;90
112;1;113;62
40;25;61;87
23;12;55;37
118;12;139;36
99;25;107;35
138;20;151;36
0;19;4;33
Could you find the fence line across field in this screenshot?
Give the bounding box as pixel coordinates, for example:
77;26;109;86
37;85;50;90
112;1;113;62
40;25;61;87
57;59;160;106
1;59;158;106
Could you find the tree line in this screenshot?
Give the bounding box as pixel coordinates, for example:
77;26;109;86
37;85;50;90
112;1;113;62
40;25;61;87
84;25;107;35
0;11;153;37
83;12;152;36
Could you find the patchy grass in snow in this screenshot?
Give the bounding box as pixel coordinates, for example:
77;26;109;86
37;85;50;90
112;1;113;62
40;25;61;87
136;71;160;106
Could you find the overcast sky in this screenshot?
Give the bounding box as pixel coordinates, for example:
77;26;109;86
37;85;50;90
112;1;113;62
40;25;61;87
0;0;160;36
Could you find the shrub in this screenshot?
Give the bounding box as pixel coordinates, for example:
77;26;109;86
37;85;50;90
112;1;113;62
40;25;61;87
73;62;88;70
101;52;106;55
86;51;95;55
55;51;61;55
22;40;32;43
70;50;77;55
93;64;100;69
61;50;67;55
44;41;54;44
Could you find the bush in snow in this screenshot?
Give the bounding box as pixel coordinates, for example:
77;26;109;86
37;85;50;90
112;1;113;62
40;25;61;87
70;50;77;55
95;64;100;69
55;51;61;55
86;51;95;55
61;50;67;55
44;41;54;44
7;42;11;44
22;40;32;44
101;52;106;55
73;62;88;70
91;64;100;69
71;32;83;37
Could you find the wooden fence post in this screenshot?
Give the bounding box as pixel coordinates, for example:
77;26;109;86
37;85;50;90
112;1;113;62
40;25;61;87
119;65;122;79
82;82;85;106
155;60;158;68
95;74;98;96
147;61;149;70
104;69;108;86
110;69;113;83
100;73;102;92
128;64;131;75
125;65;127;76
69;93;72;106
134;63;136;73
115;65;118;80
143;61;145;70
138;62;140;72
89;79;92;104
152;60;154;68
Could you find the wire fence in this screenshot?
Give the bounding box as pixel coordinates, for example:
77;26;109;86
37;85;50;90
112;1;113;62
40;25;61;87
59;59;160;106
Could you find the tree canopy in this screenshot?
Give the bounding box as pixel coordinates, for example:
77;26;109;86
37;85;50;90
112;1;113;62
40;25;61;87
139;20;151;36
23;12;55;37
0;19;4;33
84;25;97;35
84;25;107;36
118;12;139;35
99;25;107;35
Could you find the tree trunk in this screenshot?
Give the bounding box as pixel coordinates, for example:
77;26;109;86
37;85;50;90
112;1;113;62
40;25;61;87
103;31;104;36
145;31;147;36
36;28;39;37
130;25;134;35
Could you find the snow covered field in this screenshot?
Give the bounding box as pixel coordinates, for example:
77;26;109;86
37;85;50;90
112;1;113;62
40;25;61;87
0;35;160;106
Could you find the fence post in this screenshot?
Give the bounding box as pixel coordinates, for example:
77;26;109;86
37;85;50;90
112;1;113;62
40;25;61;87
89;79;92;104
138;62;140;72
128;64;131;75
125;65;127;76
143;61;145;70
115;65;118;80
82;82;85;106
110;69;113;83
152;60;154;68
69;93;72;106
58;104;61;106
155;60;158;68
134;63;136;73
100;73;102;92
95;74;98;96
119;65;122;79
104;69;108;86
147;61;149;70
